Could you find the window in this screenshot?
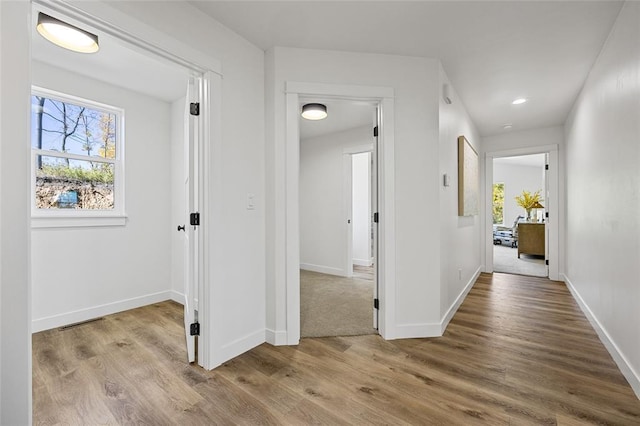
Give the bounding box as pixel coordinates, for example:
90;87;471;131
493;182;505;225
31;87;125;227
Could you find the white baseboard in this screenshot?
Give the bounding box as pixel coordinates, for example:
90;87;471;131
300;263;345;277
388;322;442;339
211;328;265;369
169;291;199;311
385;266;481;340
265;328;288;346
563;274;640;399
441;266;481;333
32;290;174;333
353;258;373;267
170;290;184;305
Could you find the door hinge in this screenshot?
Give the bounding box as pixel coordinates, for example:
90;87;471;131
373;126;379;137
190;102;200;116
190;322;200;336
545;212;549;218
545;260;549;266
374;298;379;309
190;212;200;226
373;212;379;223
545;164;549;170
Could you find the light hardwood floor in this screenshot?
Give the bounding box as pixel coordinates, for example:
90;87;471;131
33;273;640;424
353;264;374;281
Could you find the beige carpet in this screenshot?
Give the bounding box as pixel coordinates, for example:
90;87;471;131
300;269;377;338
493;244;547;277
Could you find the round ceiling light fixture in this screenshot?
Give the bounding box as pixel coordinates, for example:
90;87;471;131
37;13;99;54
301;103;328;120
512;97;527;105
503;123;513;130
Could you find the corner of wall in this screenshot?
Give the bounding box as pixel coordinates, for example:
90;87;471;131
264;46;277;335
1;1;32;423
437;65;483;321
440;266;481;334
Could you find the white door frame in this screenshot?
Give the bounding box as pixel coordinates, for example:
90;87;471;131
284;82;395;343
484;144;560;281
31;0;223;370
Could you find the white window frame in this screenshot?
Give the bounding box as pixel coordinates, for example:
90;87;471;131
31;86;126;228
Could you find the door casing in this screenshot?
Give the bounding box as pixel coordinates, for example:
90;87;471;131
484;145;560;281
283;82;395;343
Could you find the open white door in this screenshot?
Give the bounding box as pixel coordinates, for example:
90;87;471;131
180;76;200;363
544;153;550;277
372;118;379;330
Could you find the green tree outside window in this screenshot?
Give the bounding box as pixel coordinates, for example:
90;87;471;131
493;183;504;224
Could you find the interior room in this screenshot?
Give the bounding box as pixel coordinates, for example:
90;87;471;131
30;7;193;335
298;99;377;338
492;154;547;277
1;1;638;423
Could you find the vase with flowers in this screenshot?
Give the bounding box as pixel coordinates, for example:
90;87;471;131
515;190;543;222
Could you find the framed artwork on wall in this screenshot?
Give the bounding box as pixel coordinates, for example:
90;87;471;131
458;135;479;216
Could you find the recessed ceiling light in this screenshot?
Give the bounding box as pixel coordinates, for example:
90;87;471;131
512;98;527;105
36;13;99;54
301;103;327;120
503;124;513;130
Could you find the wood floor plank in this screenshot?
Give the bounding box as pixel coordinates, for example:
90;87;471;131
267;338;502;425
253;342;415;425
192;375;283;425
33;273;640;424
215;352;308;421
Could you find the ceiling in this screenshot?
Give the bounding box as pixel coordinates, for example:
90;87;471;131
299;99;375;140
191;0;623;137
31;8;189;103
494;154;545;168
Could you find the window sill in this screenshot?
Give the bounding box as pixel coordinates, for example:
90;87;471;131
31;215;127;229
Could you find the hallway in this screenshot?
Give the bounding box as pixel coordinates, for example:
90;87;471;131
33;273;640;424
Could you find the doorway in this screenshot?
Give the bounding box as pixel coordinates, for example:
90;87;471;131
491;154;547;277
485;145;560;281
28;2;216;368
281;81;395;344
298;99;378;337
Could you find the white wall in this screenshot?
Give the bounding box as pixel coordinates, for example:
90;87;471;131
352;152;371;266
438;66;483;326
0;2;31;423
31;61;174;331
100;1;266;366
266;46;443;339
564;1;640;397
494;162;545;225
171;96;186;302
299;126;371;276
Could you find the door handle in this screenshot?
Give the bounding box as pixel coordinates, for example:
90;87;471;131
177;225;185;232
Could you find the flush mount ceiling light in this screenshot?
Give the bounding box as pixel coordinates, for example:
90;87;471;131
301;103;327;120
512;97;528;105
503;123;513;130
37;13;99;54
